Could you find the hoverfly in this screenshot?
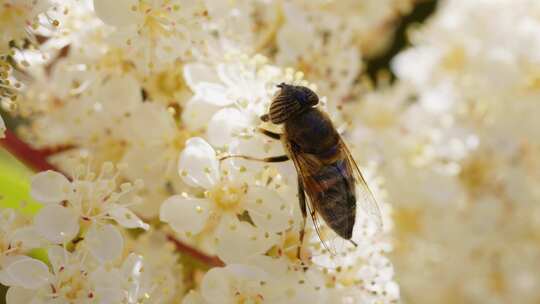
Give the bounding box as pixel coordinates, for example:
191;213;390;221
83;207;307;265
222;83;382;257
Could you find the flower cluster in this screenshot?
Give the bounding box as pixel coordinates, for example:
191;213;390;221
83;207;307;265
0;0;406;303
5;0;539;303
343;0;540;303
160;57;399;302
0;163;185;303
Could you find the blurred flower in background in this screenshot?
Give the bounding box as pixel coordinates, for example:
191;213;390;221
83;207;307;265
1;0;539;303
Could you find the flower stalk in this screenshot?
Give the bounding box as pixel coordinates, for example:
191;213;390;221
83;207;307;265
0;129;59;172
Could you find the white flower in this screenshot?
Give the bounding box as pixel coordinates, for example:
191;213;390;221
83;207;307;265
93;0;209;72
118;102;185;189
90;253;146;303
0;209;45;259
125;230;184;303
189;257;330;304
161;137;290;262
3;247;90;303
182;55;303;146
0;0;51;54
29;164;148;246
2;244;148;304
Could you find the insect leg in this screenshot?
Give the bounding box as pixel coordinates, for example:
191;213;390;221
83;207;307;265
257;127;281;140
219;154;289;163
260;113;270;122
297;176;307;260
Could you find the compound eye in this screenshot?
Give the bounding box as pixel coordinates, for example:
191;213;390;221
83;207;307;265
300;87;318;106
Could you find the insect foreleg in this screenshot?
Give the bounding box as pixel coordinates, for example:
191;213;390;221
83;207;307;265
297;176;307;260
219;154;289;163
257;127;281;140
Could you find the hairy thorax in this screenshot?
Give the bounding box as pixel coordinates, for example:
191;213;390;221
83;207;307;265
283;108;340;158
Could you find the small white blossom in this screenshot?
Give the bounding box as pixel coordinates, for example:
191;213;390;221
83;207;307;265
0;0;51;54
125;230;185;303
93;0;209;72
30;164;149;244
161;137;290;262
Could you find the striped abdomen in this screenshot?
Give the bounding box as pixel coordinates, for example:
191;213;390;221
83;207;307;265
311;159;356;239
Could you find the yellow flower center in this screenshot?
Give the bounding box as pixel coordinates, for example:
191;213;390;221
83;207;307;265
209;182;247;211
144;65;187;103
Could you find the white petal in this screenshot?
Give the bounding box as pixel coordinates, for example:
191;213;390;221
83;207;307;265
215;216;278;264
96;287;125;304
10;227;46;250
85;224;124;263
207;108;250;147
183;63;220;89
108;205;149;230
178;137;219;189
6;287;36;304
97;74;142;117
244;186;291;233
120;103;177;144
182;290;207;304
93;0;139;27
216;63;245;89
385;281;400;299
90;267;124;302
90;267;123;289
226;264;269;282
121;146;172;189
122;253;144;303
5;256;51;289
34;204;79;244
30;171;72;204
0;114;5;138
201;267;233;304
225;134;288;184
47;246;69;275
193;82;233;106
160;195;211;235
182;97;220;131
0;256;25;287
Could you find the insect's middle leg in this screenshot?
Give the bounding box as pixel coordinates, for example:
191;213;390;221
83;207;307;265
297;176;307;260
219;154;289;162
258;127;281;140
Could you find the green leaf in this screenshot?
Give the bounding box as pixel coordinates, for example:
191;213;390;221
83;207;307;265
0;148;42;214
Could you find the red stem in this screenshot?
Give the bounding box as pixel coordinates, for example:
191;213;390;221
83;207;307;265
166;234;224;267
0;130;59;172
1;129;224;267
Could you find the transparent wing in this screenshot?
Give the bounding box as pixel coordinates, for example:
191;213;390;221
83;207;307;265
286;146;335;255
340;138;383;232
286;144;358;261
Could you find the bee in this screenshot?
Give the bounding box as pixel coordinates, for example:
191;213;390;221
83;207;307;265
222;83;382;257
